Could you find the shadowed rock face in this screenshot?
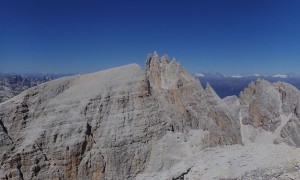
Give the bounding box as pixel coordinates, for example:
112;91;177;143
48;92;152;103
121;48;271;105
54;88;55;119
0;53;242;179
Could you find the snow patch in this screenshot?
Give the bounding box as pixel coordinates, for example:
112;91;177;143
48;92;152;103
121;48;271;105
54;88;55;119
194;73;205;78
273;74;288;78
231;75;243;78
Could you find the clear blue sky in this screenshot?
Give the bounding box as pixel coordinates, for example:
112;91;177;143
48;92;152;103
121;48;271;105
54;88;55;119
1;0;300;74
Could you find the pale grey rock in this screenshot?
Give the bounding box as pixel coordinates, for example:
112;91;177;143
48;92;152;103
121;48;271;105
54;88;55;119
138;74;300;179
239;79;300;146
1;52;300;180
240;79;282;131
143;130;210;174
240;165;300;180
138;143;300;180
145;53;242;145
0;53;242;180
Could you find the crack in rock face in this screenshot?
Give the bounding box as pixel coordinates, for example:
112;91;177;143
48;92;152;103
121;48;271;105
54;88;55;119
172;167;191;180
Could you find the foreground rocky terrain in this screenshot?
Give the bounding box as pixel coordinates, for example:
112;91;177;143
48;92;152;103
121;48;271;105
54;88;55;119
0;53;300;179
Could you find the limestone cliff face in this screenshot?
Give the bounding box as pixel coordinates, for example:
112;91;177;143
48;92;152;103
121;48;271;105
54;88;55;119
0;65;157;180
138;77;300;179
0;53;242;180
2;53;300;180
145;53;242;145
239;79;300;146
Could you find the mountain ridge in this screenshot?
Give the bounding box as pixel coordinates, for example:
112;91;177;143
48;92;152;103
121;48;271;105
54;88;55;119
194;72;300;98
1;53;300;179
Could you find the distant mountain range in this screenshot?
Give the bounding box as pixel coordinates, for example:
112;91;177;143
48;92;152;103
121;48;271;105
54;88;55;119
0;72;74;79
194;72;300;98
0;73;73;103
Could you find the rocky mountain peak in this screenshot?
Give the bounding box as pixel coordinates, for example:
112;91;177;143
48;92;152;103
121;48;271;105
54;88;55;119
205;82;221;101
160;54;170;64
1;53;300;179
239;78;300;146
145;52;201;91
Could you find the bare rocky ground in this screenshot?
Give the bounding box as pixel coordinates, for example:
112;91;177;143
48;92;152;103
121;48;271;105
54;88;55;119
0;52;300;179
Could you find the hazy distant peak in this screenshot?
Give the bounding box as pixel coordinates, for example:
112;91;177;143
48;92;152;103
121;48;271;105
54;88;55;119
194;73;205;78
272;74;288;78
231;75;243;78
192;72;298;79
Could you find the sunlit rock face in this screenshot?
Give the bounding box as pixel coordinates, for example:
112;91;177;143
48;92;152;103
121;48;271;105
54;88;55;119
1;53;300;180
240;79;300;146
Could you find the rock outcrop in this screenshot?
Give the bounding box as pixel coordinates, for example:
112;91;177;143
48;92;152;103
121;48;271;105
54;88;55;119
0;53;300;180
145;53;242;145
240;79;300;146
139;77;300;180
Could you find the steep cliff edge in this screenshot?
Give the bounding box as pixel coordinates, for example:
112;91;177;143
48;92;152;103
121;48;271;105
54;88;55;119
144;52;242;145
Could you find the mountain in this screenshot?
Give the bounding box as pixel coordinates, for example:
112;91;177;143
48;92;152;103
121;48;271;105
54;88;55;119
1;53;300;179
0;74;72;103
194;73;300;98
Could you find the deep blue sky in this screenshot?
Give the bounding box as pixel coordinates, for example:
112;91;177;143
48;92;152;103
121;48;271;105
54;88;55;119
1;0;300;74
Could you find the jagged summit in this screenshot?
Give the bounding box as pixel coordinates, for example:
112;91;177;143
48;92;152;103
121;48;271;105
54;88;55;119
1;53;300;179
145;52;201;91
205;82;220;98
